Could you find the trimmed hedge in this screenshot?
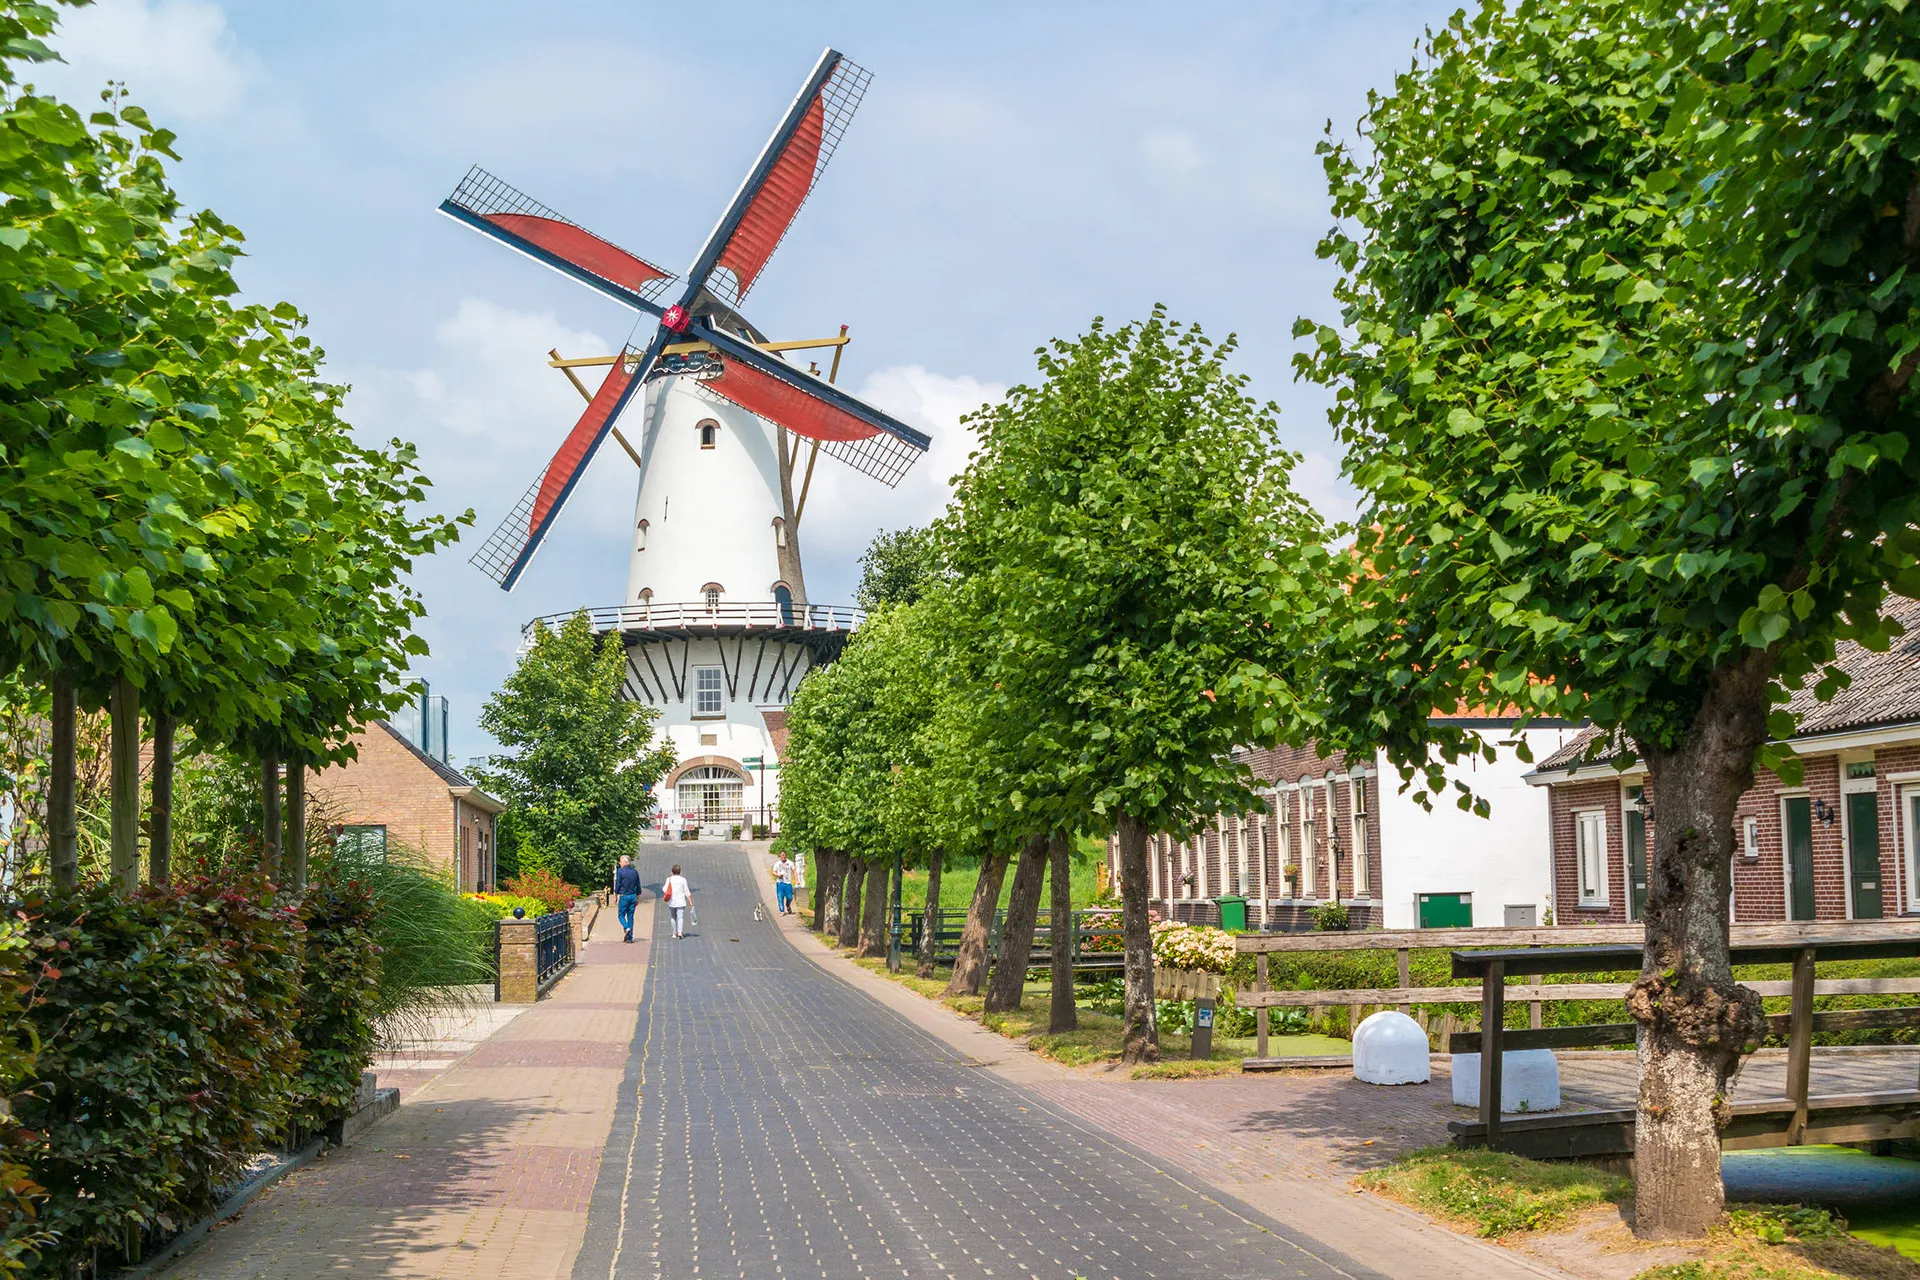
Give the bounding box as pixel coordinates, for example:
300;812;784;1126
289;876;382;1139
0;920;45;1276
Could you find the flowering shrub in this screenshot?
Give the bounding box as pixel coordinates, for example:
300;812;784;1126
501;869;582;916
462;893;549;920
1150;920;1236;974
1079;907;1159;954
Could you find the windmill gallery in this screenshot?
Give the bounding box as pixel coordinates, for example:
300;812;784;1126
440;49;929;832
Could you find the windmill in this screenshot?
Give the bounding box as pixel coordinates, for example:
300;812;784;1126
440;48;926;834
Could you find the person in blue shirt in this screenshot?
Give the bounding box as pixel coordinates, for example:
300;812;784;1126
613;855;643;943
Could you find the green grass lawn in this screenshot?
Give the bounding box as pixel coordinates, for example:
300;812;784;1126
804;837;1112;918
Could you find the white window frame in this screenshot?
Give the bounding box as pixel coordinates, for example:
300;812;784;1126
1901;781;1920;914
693;665;724;717
1778;788;1811;920
1742;815;1761;861
1301;783;1317;900
1276;790;1292;899
1350;768;1371;897
1575;808;1609;908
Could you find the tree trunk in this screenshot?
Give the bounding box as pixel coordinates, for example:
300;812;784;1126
1049;829;1077;1033
48;673;77;893
985;834;1049;1014
1628;656;1771;1239
819;851;842;935
838;857;865;949
286;756;308;891
108;675;140;893
1117;813;1159;1064
149;709;173;885
917;849;944;978
858;857;889;958
261;753;283;878
944;850;1009;997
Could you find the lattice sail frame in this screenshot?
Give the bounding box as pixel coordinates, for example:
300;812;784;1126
700;56;872;309
692;365;924;488
444;167;679;306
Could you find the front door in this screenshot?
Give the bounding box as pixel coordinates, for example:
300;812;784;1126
1785;796;1816;921
1846;791;1883;919
1626;787;1649;921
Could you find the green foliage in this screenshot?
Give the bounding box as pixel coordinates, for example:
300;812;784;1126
500;869;581;916
855;525;944;611
1361;1147;1629;1237
1296;0;1920;796
0;918;46;1275
942;306;1336;840
463;893;548;921
475;612;673;889
1310;901;1350;932
18;880;302;1275
288;873;381;1139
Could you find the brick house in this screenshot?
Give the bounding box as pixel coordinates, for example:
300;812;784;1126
306;721;506;891
1104;714;1583;931
1524;596;1920;923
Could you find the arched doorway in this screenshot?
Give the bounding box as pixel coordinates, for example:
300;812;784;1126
676;764;745;822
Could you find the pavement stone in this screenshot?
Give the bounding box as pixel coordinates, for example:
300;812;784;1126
572;845;1388;1280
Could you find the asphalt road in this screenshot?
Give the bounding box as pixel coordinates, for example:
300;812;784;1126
571;843;1382;1280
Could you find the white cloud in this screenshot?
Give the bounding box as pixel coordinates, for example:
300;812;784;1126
794;365;1004;603
44;0;258;121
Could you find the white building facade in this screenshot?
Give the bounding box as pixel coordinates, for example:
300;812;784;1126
1108;717;1581;930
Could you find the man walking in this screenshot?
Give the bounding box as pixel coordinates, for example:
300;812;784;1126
614;855;642;943
773;852;794;915
663;864;692;940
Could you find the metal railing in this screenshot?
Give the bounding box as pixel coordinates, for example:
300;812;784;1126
523;600;864;639
535;911;573;986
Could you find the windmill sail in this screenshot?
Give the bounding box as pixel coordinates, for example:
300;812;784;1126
695;52;872;308
468;347;642;588
440;168;678;313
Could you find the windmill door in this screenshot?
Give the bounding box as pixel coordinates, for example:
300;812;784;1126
1785;796;1817;921
1625;787;1649;922
1846;791;1883;919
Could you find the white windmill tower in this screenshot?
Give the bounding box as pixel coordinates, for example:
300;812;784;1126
440;49;928;833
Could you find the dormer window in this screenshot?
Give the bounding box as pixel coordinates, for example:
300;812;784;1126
702;583;723;612
697;419;718;450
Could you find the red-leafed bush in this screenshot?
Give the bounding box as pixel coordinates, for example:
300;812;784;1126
502;869;582;916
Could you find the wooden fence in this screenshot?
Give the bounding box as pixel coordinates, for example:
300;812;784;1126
1234;921;1920;1067
908;908;1126;973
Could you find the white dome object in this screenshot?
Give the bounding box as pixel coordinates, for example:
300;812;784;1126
1351;1011;1431;1085
1451;1049;1562;1113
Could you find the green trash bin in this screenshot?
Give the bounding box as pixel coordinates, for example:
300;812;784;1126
1213;894;1247;932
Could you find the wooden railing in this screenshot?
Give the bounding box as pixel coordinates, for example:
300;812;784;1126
1235;921;1920;1064
523;600;864;638
1450;931;1920;1154
907;908;1126;972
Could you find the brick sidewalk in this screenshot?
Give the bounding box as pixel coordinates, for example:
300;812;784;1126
167;912;651;1279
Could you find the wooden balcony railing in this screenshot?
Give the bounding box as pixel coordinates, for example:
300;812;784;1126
522;600;864;639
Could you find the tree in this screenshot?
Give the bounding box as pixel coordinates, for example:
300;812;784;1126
942;308;1334;1062
475;612;674;888
855;525;943;611
1295;0;1920;1236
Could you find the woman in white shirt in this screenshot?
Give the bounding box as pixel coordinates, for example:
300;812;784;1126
662;865;692;939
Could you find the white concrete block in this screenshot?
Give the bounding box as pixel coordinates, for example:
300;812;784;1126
1451;1050;1561;1113
1351;1011;1431;1085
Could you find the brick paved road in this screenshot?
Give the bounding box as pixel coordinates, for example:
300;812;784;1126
573;844;1383;1280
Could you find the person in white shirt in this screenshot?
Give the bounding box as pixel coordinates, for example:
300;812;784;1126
662;865;692;939
773;854;795;914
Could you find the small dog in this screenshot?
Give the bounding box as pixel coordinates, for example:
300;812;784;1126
752;904;764;921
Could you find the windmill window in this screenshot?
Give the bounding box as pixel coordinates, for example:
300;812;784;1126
635;519;648;552
693;666;723;717
698;419;719;450
703;583;723;612
772;517;787;548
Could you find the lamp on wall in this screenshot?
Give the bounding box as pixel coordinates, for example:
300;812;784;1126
1812;797;1838;826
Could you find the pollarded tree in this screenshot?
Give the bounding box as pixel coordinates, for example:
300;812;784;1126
1296;0;1920;1236
475;612;675;889
943;308;1335;1062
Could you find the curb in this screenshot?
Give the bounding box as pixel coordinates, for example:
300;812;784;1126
112;1138;325;1279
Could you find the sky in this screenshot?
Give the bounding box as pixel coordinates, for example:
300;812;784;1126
39;0;1456;768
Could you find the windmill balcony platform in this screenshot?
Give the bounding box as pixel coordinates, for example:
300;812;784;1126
521;601;864;645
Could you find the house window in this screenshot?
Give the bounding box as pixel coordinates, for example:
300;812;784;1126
1301;784;1316;899
1742;815;1761;861
1351;773;1370;896
693;666;723;717
1905;788;1920;913
1847;761;1877;781
698;419;718;449
338;824;387;861
1576;809;1609;907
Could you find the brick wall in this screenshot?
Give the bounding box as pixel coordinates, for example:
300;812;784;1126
307;723;498;892
1545;735;1920;923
